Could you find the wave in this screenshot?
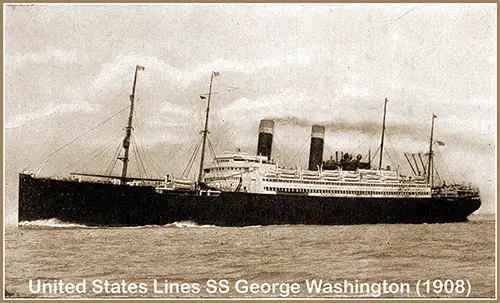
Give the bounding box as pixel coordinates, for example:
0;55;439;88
17;219;217;229
18;218;91;228
162;221;218;228
241;225;263;229
119;221;218;229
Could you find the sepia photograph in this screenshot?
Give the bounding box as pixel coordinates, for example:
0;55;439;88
3;3;496;299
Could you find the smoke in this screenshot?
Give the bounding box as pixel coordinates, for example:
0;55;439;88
266;116;307;127
264;114;426;138
260;114;494;158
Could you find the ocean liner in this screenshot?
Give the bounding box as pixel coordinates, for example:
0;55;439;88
18;67;481;226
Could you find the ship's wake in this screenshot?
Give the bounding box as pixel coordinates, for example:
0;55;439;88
122;221;218;229
162;221;218;228
18;218;91;229
17;219;218;229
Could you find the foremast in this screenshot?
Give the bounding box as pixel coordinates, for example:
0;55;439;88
119;65;145;184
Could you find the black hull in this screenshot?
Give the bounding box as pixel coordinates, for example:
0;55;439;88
18;174;481;227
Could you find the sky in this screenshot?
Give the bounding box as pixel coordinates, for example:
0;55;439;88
3;3;497;224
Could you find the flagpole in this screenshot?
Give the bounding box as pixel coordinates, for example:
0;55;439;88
197;72;215;187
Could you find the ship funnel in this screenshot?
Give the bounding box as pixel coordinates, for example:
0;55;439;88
256;119;274;161
308;125;325;171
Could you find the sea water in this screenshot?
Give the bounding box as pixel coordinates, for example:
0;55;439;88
4;214;496;298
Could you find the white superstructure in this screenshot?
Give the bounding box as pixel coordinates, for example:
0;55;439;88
203;152;432;198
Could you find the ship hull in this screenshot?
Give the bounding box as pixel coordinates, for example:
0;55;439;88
18;174;481;227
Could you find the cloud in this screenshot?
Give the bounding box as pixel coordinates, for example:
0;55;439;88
220;89;382;127
90;52;312;92
199;51;312;76
5;102;98;129
159;101;195;118
140;101;198;131
7;49;78;68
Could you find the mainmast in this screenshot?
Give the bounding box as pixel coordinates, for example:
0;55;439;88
427;114;436;186
378;98;388;169
197;71;219;186
119;65;145;184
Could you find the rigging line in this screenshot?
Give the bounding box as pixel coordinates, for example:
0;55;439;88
57;132;122;175
136;138;149;178
134;97;190;175
75;144;113;175
156;137;185;171
104;140;123;175
208;131;224;158
206;138;225;188
384;150;396;169
286;137;310;168
185;145;201;179
163;130;196;164
350;127;380;156
207;142;223;188
103;134;129;176
217;80;241;91
146;149;163;177
208;137;231;187
107;145;122;176
384;129;407;169
130;136;142;178
370;145;381;165
181;138;202;179
204;129;217;155
271;132;293;157
323;143;336;160
157;118;203;169
272;135;295;166
130;135;142;177
391;5;419;23
72;133;124;174
40;105;131;162
134;135;149;178
383;138;404;172
131;137;143;178
382;145;399;170
434;150;454;184
202;119;224;157
136;141;162;178
323;144;348;165
378;138;399;171
180;145;197;179
207;137;218;162
437;152;453;183
208;137;229;188
103;142;121;175
130;97;145;133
